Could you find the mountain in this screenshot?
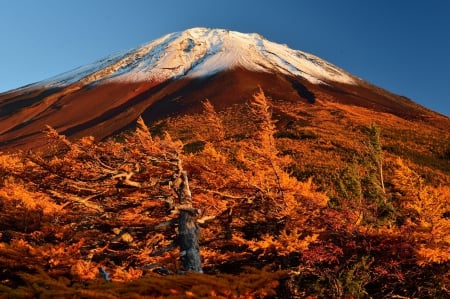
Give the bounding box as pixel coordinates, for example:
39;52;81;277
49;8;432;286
1;28;450;298
0;27;448;151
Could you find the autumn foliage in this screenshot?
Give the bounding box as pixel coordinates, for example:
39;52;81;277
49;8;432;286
0;89;449;298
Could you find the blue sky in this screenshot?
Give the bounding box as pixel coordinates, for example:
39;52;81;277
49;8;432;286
0;0;449;116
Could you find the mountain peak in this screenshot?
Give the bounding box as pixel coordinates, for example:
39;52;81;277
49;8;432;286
42;27;356;88
2;28;448;152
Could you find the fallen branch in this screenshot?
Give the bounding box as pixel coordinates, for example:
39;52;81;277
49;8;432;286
112;172;141;188
50;190;104;212
195;187;248;200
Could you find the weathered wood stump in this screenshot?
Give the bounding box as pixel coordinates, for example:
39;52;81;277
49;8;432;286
176;170;202;273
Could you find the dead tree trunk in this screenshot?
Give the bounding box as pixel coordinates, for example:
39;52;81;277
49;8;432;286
175;169;202;273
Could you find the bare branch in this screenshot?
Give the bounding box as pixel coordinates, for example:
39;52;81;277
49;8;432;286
112;172;141;188
50;190;104;212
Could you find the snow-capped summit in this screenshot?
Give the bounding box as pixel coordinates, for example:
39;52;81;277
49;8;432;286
45;27;355;87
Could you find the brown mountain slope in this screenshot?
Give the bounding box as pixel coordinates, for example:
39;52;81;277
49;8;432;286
0;68;448;152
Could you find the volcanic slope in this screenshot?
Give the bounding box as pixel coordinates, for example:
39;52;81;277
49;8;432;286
1;27;448;152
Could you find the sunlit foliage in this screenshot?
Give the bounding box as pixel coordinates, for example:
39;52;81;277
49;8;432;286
0;89;449;298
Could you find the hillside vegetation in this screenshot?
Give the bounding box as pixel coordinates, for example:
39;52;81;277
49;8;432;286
0;89;449;298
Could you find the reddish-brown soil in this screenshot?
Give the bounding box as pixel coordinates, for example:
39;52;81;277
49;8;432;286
0;68;448;151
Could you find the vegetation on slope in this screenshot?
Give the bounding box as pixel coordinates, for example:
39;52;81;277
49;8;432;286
0;89;449;298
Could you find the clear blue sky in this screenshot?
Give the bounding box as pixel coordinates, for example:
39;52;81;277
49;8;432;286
1;0;449;116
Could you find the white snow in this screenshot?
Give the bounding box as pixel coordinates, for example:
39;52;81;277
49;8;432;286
37;28;356;88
